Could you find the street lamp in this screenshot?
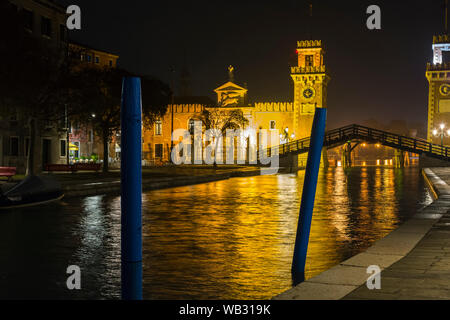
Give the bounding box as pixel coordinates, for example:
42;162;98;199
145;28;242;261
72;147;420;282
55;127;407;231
280;128;296;145
432;123;450;146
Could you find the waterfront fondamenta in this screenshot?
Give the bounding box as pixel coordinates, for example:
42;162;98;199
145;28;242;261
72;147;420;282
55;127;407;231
0;167;431;299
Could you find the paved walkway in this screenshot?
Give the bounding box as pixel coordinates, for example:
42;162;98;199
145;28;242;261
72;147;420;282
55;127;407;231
275;167;450;300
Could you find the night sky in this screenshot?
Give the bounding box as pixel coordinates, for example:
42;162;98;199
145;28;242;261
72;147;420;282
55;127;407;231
57;0;446;129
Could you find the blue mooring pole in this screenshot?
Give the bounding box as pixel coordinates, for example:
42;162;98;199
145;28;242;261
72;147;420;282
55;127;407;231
121;77;143;300
291;107;327;285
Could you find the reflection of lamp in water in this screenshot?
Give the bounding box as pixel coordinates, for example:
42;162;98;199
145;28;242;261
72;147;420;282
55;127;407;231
390;159;393;165
384;159;389;165
337;160;342;167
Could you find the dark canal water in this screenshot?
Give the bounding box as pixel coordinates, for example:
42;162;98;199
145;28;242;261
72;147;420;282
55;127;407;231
0;167;432;299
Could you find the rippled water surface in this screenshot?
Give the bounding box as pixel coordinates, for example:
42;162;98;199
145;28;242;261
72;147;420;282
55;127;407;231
0;167;432;299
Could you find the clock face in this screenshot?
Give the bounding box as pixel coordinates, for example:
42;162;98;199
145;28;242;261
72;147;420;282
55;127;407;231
440;84;450;96
302;87;315;99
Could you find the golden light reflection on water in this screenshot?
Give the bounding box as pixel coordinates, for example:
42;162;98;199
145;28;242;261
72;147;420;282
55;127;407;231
141;167;431;299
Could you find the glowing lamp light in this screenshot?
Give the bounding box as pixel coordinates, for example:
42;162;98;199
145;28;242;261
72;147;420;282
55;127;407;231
92;113;96;118
384;159;389;165
390;159;393;165
376;159;380;165
337;160;342;167
433;129;438;136
440;123;445;130
291;133;295;139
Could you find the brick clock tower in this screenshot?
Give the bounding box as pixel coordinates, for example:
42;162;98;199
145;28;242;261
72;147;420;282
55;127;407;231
426;34;450;143
291;40;330;165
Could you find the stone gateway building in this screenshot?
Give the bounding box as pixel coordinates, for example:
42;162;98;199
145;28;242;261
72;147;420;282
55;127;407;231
143;40;330;167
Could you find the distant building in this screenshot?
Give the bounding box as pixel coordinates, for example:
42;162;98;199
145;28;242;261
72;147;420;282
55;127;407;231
0;0;68;173
0;0;120;173
426;34;450;144
67;42;119;165
143;40;331;166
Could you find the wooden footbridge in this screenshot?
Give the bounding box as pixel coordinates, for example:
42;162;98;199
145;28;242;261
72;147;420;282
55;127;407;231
259;124;450;164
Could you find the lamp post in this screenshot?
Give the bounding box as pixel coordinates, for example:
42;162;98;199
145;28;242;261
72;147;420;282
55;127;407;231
280;127;295;144
432;123;450;146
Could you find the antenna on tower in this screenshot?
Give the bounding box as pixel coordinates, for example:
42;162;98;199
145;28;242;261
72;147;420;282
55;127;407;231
308;2;313;40
446;0;448;34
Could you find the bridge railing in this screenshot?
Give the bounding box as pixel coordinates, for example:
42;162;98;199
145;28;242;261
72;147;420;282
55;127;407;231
257;124;450;161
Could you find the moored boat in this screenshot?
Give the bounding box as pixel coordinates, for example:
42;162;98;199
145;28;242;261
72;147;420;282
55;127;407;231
0;175;64;209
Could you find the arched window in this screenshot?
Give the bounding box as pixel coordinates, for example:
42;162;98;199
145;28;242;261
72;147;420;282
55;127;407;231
188;119;196;135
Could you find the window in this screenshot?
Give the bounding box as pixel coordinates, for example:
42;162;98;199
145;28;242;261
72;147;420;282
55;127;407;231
88;130;93;142
10;137;19;156
188;119;195;134
109;60;113;67
41;16;52;37
22;9;33;30
95;56;100;64
60;140;67;157
86;55;92;63
59;24;66;42
305;55;314;67
155;120;162;135
155;144;163;158
270;120;276;130
73;141;80;158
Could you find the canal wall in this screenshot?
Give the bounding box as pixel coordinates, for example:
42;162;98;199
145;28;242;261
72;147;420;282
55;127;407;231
273;167;447;300
62;167;274;198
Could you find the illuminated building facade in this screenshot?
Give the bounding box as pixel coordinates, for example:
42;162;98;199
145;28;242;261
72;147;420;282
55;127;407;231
143;40;330;166
426;34;450;143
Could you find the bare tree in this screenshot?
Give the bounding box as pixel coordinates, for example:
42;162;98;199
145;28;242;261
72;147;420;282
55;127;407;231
198;108;248;166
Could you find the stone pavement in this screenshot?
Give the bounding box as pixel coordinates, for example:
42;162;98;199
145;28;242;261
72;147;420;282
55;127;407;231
275;167;450;300
343;197;450;299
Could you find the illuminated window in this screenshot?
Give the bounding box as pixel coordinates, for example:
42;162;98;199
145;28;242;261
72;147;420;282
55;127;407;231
41;16;52;37
270;120;276;130
305;55;314;67
155;120;162;135
86;55;92;63
155;144;163;158
95;56;100;64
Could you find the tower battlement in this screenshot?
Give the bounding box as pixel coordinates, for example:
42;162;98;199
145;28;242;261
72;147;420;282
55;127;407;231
433;34;450;44
426;62;450;71
254;102;293;112
169;104;204;113
297;40;322;48
291;65;326;74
